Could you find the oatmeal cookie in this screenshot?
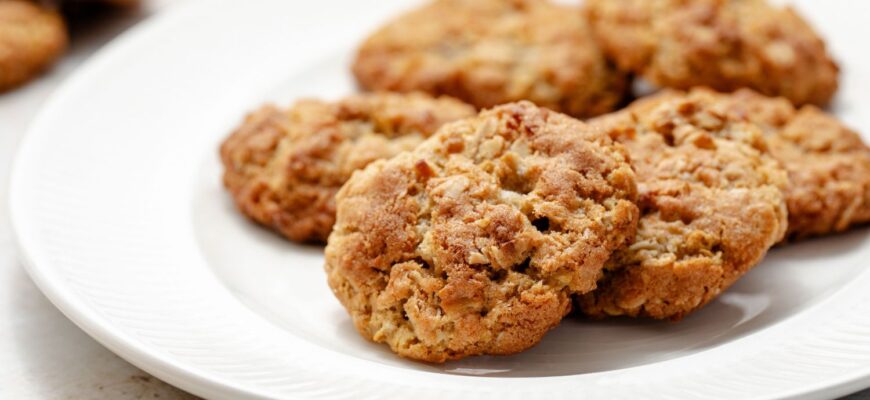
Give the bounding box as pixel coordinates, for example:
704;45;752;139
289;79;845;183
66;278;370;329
352;0;628;118
0;0;67;91
325;102;639;361
623;89;870;239
584;0;839;106
220;92;475;243
690;88;870;239
580;91;789;320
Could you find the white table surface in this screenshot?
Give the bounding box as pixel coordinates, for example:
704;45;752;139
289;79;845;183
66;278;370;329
0;1;867;399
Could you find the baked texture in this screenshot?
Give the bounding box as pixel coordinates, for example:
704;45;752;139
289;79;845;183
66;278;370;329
580;90;789;320
0;0;67;91
678;88;870;239
584;0;839;107
352;0;628;118
325;101;639;361
730;92;870;238
220;92;475;243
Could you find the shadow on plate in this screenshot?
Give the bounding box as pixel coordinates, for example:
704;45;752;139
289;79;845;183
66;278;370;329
314;227;868;377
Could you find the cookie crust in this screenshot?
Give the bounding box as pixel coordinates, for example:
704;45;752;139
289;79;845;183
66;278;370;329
626;88;870;240
0;0;67;91
700;88;870;239
325;102;638;361
584;0;839;106
581;91;789;320
353;0;628;118
220;92;475;242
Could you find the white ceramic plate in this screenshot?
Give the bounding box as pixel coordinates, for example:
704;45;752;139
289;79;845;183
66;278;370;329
9;0;870;399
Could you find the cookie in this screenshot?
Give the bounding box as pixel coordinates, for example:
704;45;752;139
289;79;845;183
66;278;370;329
220;92;475;243
686;88;870;239
580;91;789;320
325;101;639;362
584;0;839;107
352;0;628;119
0;0;67;91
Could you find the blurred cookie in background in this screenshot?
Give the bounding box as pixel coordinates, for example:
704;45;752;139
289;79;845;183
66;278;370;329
0;0;67;92
0;0;140;93
353;0;629;119
584;0;839;107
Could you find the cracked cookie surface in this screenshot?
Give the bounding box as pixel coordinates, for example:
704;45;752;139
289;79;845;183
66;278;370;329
584;0;838;106
632;88;870;240
580;90;789;320
325;101;638;361
220;92;475;242
725;90;870;238
353;0;628;118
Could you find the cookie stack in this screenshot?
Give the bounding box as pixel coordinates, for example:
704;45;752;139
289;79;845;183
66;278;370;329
220;0;870;362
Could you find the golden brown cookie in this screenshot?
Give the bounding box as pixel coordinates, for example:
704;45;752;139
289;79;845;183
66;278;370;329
325;101;639;362
0;0;67;91
220;92;475;243
676;88;870;239
580;91;789;320
352;0;628;119
584;0;839;107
